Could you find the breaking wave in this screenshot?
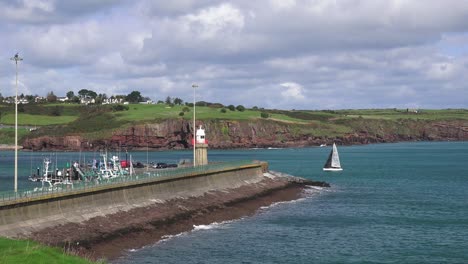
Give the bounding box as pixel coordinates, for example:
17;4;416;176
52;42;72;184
192;220;236;231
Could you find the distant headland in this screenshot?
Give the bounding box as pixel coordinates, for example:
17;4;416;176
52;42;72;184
0;103;467;151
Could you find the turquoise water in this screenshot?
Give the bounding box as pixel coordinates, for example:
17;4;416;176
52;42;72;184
1;142;468;263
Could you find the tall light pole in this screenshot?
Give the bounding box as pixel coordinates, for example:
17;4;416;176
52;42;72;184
10;53;23;193
192;83;198;166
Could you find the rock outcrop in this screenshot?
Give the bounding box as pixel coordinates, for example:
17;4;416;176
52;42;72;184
22;119;468;151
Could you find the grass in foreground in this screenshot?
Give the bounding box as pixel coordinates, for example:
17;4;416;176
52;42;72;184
0;237;98;264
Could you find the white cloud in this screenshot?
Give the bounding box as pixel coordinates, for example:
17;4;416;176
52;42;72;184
270;0;296;10
183;3;244;39
1;0;468;109
280;82;305;100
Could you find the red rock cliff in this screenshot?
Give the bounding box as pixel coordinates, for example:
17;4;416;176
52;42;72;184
22;119;468;151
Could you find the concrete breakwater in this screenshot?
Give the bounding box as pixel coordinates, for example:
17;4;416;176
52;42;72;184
0;161;328;260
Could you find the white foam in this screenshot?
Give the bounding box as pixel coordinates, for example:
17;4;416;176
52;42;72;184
260;198;307;210
192;220;234;231
158;232;188;243
193;223;218;231
306;186;324;191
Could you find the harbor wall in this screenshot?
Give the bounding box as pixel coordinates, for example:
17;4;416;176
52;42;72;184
0;163;265;238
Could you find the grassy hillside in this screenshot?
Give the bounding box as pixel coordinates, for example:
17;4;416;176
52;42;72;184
0;237;97;264
1;103;467;145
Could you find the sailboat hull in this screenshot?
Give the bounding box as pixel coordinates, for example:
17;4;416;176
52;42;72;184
323;167;343;171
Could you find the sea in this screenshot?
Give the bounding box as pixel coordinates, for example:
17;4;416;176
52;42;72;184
1;141;467;263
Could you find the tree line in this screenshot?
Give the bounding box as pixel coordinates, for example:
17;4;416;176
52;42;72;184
1;89;271;118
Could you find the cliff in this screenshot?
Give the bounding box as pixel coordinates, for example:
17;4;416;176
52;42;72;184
22;119;468;151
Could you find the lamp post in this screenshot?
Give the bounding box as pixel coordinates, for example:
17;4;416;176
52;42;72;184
10;53;23;193
192;84;198;166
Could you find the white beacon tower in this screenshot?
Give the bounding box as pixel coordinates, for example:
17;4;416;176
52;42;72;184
195;125;208;166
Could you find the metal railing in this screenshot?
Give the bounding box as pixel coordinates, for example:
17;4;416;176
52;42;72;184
0;160;258;205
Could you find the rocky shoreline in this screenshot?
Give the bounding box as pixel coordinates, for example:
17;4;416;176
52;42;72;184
27;173;329;261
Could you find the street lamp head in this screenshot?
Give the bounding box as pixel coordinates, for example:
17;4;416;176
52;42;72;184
10;53;23;62
192;84;198;88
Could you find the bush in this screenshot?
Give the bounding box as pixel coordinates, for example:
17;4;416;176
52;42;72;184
208;103;224;108
220;108;227;113
182;106;190;112
260;112;269;118
111;104;129;112
236;105;245;112
50;106;63;116
227;105;236;111
179;111;184;116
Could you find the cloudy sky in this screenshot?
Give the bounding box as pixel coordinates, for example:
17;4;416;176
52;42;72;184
1;0;468;110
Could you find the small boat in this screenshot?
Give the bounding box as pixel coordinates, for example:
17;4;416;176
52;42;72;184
320;144;327;147
29;158;73;190
323;143;343;171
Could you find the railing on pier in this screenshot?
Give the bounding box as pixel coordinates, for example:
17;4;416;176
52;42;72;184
0;160;260;205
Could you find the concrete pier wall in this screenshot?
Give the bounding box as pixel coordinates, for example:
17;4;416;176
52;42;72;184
0;163;265;237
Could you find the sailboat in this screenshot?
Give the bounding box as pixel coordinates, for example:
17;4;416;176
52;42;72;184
323;143;343;171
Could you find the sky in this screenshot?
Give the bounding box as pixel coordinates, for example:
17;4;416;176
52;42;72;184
1;0;468;110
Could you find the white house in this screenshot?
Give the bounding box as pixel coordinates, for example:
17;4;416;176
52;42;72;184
35;96;46;103
102;98;125;105
2;97;28;104
18;98;29;104
80;97;95;105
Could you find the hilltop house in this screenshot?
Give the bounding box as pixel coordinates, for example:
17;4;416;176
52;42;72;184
102;98;126;105
2;97;29;104
407;108;419;114
35;96;46;103
80;97;95;105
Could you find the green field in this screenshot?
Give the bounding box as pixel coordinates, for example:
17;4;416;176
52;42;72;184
333;108;468;120
0;237;97;264
1;113;77;125
113;104;309;123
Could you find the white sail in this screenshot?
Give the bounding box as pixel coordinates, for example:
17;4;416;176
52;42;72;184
330;143;341;168
323;143;343;171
